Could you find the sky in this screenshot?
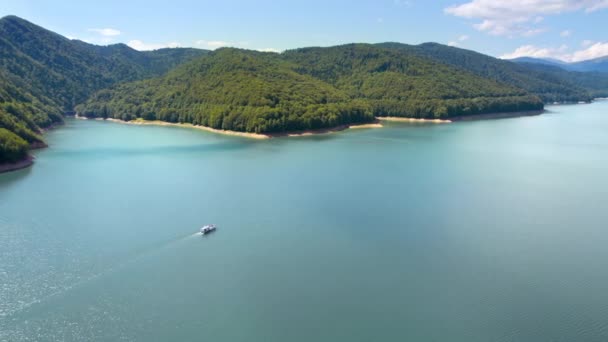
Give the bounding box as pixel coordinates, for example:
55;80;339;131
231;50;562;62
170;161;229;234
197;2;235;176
1;0;608;62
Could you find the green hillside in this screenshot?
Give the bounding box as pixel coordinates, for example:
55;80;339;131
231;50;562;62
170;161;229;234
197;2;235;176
0;127;29;163
77;48;373;133
0;15;207;114
0;15;207;164
378;42;594;103
515;63;608;99
282;44;543;118
77;46;543;133
0;70;52;145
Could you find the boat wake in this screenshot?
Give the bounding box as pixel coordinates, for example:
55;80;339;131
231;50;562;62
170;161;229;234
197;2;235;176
3;230;202;319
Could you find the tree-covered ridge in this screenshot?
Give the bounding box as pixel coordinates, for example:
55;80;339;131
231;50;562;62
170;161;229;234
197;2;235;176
283;44;542;118
515;63;608;99
77;45;543;132
7;15;606;164
0;71;54;144
378;42;595;103
0;128;29;163
0;15;208;164
0;15;208;113
77;48;374;133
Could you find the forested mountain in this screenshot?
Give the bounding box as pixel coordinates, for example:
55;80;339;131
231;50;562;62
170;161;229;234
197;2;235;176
378;42;595;103
0;15;207;164
0;71;49;163
77;48;374;133
515;63;608;98
510;57;568;68
282;44;542;118
569;56;608;73
2;15;602;167
77;45;543;133
0;15;207;113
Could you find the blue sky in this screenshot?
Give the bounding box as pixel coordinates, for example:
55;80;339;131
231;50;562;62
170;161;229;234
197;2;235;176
2;0;608;61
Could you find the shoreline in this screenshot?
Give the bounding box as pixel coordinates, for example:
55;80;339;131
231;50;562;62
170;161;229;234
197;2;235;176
450;110;544;122
376;117;452;123
77;116;383;139
377;109;544;124
266;122;383;137
104;118;271;139
74;109;546;139
0;155;34;174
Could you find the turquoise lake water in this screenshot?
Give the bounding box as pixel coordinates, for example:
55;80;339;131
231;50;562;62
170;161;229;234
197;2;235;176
1;101;608;341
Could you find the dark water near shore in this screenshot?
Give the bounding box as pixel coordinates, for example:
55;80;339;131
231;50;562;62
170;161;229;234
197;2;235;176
1;102;608;341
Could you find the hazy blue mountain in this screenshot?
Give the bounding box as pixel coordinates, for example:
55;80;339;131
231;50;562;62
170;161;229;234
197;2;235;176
510;57;568;67
569;56;608;73
512;55;608;73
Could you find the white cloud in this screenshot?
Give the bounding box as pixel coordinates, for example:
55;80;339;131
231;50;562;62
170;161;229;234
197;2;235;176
582;40;594;47
195;40;238;49
500;44;568;59
127;40;181;51
85;28;122;45
445;0;608;36
258;48;281;53
500;42;608;62
571;42;608;61
448;34;470;47
560;29;572;37
88;28;121;37
194;40;277;52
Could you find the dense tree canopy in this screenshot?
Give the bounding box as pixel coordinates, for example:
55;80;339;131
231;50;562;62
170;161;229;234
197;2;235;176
77;46;543;132
77;49;375;133
0;127;29;163
378;42;597;103
515;62;608;98
2;15;606;165
0;15;207;113
0;15;207;164
283;44;543;118
0;71;49;143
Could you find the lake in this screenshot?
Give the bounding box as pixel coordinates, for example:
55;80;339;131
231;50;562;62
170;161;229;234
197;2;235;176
1;101;608;341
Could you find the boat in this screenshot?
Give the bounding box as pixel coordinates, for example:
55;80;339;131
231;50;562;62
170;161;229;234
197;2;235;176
200;224;217;235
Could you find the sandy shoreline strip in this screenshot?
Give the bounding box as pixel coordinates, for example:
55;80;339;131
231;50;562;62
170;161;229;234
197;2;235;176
450;110;544;121
76;116;382;139
74;109;544;139
377;109;544;123
104;118;271;139
376;117;452;123
268;122;383;137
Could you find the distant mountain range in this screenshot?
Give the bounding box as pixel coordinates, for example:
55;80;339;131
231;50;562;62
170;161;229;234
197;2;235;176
511;56;608;73
1;15;608;166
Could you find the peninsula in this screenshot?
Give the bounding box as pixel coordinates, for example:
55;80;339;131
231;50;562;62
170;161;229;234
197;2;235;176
2;15;608;172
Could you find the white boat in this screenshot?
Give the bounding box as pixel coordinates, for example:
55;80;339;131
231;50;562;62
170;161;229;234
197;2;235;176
200;224;217;235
